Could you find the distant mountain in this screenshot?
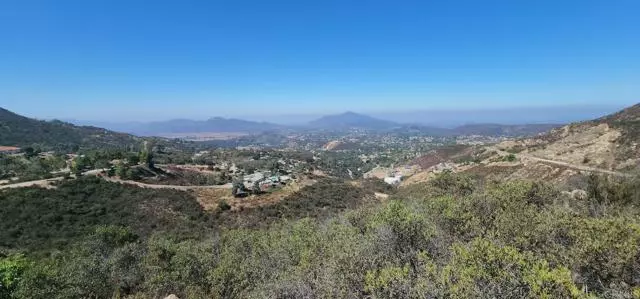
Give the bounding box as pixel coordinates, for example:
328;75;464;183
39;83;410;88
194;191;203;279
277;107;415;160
371;105;626;127
390;123;561;137
307;112;561;135
82;117;285;136
308;112;399;130
66;111;566;137
451;123;562;137
0;107;144;151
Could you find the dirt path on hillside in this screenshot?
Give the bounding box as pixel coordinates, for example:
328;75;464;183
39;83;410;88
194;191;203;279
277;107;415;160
520;154;631;177
102;177;232;190
483;145;630;177
0;174;232;191
0;177;65;190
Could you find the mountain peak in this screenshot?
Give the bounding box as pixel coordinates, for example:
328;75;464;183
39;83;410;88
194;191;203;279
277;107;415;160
309;111;397;130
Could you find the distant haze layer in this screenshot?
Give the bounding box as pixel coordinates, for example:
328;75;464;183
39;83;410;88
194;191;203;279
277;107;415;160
218;105;625;126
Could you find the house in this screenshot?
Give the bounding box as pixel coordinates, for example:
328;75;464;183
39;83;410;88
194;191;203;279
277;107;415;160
0;146;21;154
242;172;292;191
38;151;55;158
243;172;266;189
384;175;403;185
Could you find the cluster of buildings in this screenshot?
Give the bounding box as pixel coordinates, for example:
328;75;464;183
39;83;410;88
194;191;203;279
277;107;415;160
0;146;21;154
365;165;420;186
243;171;292;191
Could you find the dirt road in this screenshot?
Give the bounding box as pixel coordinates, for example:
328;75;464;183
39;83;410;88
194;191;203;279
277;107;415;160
1;167;233;191
0;177;65;190
102;177;232;190
484;145;632;177
520;154;631;177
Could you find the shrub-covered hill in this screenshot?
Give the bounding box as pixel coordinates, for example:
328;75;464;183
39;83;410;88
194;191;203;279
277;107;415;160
216;178;383;228
2;173;640;298
0;177;212;252
524;103;640;167
0;107;192;152
0;107;146;151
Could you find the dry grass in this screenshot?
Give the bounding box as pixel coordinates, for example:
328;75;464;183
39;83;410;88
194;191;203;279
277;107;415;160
194;178;317;212
527;123;622;170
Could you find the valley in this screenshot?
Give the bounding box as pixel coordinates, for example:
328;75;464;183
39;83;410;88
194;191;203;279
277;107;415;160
3;2;639;297
1;104;640;298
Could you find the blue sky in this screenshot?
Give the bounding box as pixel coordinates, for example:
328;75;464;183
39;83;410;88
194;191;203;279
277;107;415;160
0;0;639;121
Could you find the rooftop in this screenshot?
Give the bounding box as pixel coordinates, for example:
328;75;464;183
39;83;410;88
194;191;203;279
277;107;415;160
0;146;20;152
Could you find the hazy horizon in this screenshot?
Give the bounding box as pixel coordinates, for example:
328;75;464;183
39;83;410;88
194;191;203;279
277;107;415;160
2;1;639;122
11;103;626;128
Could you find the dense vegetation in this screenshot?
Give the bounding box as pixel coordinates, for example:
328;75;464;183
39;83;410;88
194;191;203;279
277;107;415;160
134;167;232;186
2;172;640;298
218;178;378;228
0;153;66;181
0;108;143;151
0;177;212;253
0;108;193;154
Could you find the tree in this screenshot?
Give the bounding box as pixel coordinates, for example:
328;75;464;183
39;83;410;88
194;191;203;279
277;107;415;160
252;180;262;195
139;151;153;168
115;163;129;179
23;147;36;158
71;156;89;176
139;141;154;169
127;153;140;165
232;181;247;198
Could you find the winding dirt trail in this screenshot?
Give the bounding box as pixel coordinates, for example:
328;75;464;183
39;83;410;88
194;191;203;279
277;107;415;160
0;177;65;190
519;154;631;177
102;177;232;190
0;173;232;191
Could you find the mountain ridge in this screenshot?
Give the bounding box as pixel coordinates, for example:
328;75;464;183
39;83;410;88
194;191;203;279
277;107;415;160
65;111;565;137
0;107;187;151
308;111;399;130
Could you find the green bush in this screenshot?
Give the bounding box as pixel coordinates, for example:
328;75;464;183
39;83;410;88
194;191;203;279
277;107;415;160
5;173;640;298
0;254;29;299
440;238;584;298
0;177;212;252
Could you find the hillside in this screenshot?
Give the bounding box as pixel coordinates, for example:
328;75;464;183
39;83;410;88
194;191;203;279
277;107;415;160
308;112;398;130
4;172;640;298
0;177;212;253
0;108;144;151
521;103;640;171
405;103;640;186
451;123;561;137
595;103;640;157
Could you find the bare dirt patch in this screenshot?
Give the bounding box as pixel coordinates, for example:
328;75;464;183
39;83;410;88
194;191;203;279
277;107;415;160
527;123;622;170
412;145;474;170
195;178;317;212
